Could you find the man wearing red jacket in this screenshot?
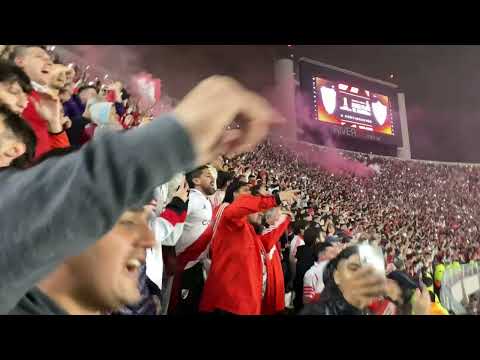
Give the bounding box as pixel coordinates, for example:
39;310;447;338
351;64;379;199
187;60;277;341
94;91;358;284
168;179;251;314
200;189;298;315
11;46;70;159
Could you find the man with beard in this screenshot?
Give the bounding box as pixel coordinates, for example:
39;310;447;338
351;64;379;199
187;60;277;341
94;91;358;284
200;189;299;315
168;179;251;313
172;165;217;314
0;75;281;314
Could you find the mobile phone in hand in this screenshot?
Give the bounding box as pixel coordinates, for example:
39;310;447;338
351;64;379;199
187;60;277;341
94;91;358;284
358;243;386;277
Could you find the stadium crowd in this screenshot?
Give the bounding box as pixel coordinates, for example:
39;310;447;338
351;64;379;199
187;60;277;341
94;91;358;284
0;45;479;316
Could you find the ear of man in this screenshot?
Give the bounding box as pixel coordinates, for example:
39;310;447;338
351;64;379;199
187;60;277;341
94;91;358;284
5;142;26;160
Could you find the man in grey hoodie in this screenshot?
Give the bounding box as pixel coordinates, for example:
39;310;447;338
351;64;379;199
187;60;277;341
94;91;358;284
0;75;280;313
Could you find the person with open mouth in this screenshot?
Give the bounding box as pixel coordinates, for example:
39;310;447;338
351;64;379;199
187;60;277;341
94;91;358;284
11;45;71;159
10;208;155;315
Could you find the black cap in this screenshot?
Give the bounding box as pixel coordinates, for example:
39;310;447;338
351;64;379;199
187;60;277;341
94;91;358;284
387;271;419;291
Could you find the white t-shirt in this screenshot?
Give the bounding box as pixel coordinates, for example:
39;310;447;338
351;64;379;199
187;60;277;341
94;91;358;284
175;189;213;269
289;235;305;260
146;210;185;290
303;261;329;303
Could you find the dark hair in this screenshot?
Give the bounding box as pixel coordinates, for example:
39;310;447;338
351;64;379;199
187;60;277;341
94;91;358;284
216;170;233;190
77;85;98;96
50;52;62;65
386;271;419;306
9;45;48;63
250;183;265;196
185;165;209;189
0;59;32;93
314;241;333;260
121;88;130;100
224;179;249;204
0;105;36;168
303;226;320;247
293;219;308;235
421;273;433;288
322;245;359;296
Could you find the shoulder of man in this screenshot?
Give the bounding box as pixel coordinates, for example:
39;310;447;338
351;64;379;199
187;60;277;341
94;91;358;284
188;190;210;211
9;287;68;315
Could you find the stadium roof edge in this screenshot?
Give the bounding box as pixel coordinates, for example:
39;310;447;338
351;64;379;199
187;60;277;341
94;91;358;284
298;57;399;89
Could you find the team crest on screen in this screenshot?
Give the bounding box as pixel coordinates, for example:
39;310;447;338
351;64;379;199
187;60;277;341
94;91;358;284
372;100;387;126
320;87;337;115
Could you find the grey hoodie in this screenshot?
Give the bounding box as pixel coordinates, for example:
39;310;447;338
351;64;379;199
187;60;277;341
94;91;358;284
0;115;196;313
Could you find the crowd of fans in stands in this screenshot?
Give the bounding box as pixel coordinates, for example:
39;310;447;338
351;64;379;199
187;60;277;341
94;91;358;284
0;45;479;316
243;140;480;274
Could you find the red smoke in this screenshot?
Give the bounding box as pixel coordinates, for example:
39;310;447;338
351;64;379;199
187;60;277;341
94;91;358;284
273;138;374;177
268;88;374;177
69;46;171;116
71;45;144;82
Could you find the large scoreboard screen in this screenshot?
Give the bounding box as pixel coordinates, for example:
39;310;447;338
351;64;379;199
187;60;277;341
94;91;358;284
298;58;403;147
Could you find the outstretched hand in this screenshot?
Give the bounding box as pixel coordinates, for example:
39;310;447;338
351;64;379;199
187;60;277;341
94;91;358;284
279;190;301;205
173;76;284;167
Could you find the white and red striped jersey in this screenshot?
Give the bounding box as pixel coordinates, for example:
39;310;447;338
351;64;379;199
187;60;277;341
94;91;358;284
303;261;329;304
175;189;213;270
146;194;187;291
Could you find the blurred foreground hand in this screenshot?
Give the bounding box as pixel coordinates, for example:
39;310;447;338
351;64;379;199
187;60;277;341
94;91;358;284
173;76;283;167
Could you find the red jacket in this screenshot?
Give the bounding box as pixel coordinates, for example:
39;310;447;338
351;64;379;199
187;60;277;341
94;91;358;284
168;203;227;314
199;194;281;315
22;91;70;159
262;229;289;315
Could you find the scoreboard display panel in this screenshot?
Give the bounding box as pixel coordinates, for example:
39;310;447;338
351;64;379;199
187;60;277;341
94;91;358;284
298;58;403;147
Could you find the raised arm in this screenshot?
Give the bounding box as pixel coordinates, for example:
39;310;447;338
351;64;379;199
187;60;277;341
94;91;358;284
259;215;291;252
222;194;280;222
223;190;299;223
0;116;195;313
0;75;280;313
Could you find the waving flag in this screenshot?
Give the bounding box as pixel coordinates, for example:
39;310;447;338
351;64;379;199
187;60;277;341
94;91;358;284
130;72;162;114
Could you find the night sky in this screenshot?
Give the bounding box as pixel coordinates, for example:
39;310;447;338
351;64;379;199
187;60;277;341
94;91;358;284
132;45;480;163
